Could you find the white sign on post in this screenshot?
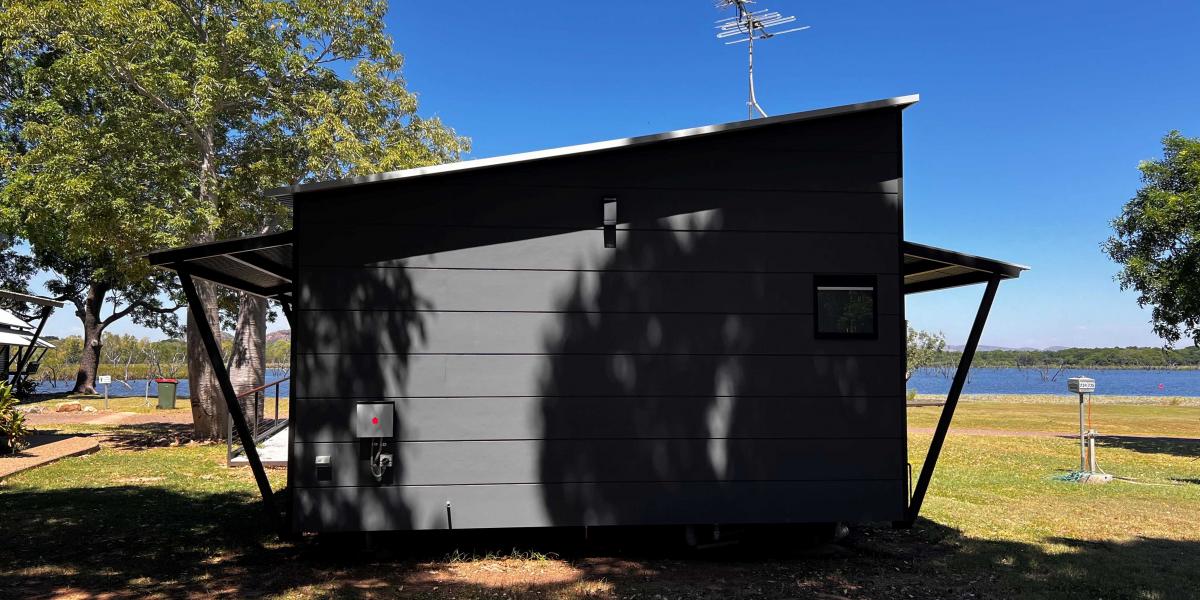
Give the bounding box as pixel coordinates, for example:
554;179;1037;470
97;375;112;409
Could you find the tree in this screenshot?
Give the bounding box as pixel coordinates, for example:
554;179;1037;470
0;34;191;394
906;323;946;381
1104;131;1200;347
3;0;467;438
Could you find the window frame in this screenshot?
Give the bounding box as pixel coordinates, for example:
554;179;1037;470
813;274;879;340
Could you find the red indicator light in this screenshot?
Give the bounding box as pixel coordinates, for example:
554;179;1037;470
372;417;379;425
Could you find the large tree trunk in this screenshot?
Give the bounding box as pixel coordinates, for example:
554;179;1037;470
187;135;227;440
186;278;225;440
228;293;267;426
71;282;109;395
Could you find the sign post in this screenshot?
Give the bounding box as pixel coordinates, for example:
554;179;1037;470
1066;376;1110;484
98;374;112;410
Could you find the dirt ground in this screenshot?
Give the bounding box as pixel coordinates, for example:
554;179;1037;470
24;408;194;426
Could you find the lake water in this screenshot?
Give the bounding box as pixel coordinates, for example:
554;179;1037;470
34;367;1200;398
34;369;291;399
907;367;1200;397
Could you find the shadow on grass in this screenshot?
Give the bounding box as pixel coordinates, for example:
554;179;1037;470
1094;435;1200;460
31;423;196;450
3;434;74;457
2;483;1199;599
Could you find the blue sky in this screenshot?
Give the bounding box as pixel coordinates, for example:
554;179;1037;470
25;0;1200;347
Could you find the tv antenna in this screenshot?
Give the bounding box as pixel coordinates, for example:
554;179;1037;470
715;0;809;119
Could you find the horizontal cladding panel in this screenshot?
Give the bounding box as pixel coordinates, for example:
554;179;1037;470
295;354;904;398
292;438;905;488
299;269;901;314
296;188;899;233
293;396;904;443
296;311;903;356
297;228;900;273
293;479;907;532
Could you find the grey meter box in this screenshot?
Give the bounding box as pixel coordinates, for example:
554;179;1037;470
356;402;394;438
1067;377;1095;394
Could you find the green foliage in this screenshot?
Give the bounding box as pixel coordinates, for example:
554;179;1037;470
265;338;290;366
1104;131;1200;347
934;346;1200;369
0;234;34;295
0;1;197;335
34;333;191;382
2;0;468;237
906;323;946;380
1;0;467;394
0;382;30;453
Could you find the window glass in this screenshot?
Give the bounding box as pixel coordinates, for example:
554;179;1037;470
815;276;877;338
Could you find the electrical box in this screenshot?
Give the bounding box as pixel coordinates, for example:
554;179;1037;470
1067;377;1095;394
356;402;394;438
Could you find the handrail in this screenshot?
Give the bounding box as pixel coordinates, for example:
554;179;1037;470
227;375;290;467
235;376;288;400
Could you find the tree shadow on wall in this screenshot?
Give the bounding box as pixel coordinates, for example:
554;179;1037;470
537;209;906;527
295;264;430;531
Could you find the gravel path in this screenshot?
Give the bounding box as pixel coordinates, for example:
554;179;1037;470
0;434;100;478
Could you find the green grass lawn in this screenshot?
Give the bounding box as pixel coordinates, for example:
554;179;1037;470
1;403;1198;599
22;394;194;414
907;400;1200;437
21;395;291;416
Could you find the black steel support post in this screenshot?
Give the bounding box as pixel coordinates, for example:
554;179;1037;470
903;276;1001;527
179;272;283;533
11;304;52;393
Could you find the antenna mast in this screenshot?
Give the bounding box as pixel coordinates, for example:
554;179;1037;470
715;0;809;119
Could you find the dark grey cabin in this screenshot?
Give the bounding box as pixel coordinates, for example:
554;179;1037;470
148;95;1026;535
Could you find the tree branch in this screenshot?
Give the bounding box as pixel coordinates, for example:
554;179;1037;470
100;300;182;327
108;65;205;147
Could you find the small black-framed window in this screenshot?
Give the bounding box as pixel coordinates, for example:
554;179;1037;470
814;275;877;339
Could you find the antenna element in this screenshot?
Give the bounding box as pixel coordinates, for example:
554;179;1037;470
714;0;809;119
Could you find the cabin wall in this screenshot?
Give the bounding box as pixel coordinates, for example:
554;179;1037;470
290;108;908;532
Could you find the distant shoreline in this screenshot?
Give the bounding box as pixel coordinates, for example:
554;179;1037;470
913;393;1200;406
923;365;1200;371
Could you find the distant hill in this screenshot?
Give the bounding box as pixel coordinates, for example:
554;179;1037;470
267;329;290;343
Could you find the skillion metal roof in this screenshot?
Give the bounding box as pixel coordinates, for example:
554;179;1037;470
265;94;921;202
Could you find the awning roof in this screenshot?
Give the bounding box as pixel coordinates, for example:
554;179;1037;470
0;329;53;348
147;231;1023;300
904;241;1027;294
146;231;294;302
0;308;34;331
0;289;65;309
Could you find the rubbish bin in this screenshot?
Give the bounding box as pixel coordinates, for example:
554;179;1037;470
155;378;179;409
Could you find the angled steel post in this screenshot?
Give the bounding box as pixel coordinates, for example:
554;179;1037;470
10;304;52;392
903;275;1001;527
179;271;282;532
